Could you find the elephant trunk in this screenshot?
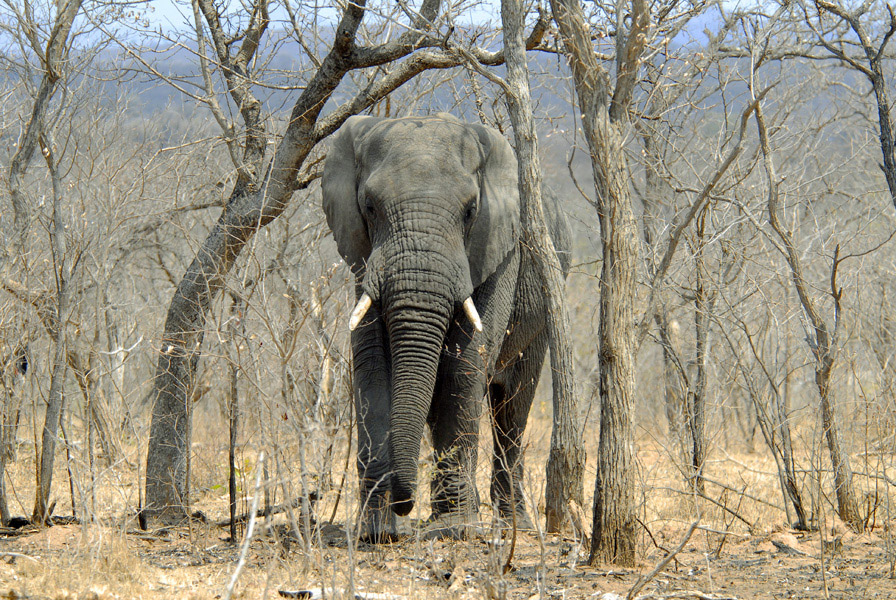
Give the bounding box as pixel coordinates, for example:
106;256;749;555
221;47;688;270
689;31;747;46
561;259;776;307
381;256;458;517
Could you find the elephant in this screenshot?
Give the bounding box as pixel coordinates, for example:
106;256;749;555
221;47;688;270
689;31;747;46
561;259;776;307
322;113;570;541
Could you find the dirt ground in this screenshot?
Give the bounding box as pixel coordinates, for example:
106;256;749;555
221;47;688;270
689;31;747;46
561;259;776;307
1;510;894;599
2;408;895;599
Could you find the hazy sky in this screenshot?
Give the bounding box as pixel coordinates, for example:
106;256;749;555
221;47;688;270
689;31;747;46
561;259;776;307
145;0;501;30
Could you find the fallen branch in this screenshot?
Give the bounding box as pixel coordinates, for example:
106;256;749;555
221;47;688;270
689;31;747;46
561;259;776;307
0;552;39;562
600;592;738;600
638;593;739;600
627;520;699;600
214;496;315;528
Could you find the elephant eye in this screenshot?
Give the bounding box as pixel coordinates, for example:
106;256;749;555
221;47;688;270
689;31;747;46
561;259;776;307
363;196;376;218
463;198;478;225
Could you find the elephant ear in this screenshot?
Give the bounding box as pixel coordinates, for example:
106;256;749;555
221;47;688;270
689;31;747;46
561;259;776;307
322;115;380;273
468;125;521;287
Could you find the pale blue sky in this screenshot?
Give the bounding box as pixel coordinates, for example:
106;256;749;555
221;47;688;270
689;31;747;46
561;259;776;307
146;0;502;30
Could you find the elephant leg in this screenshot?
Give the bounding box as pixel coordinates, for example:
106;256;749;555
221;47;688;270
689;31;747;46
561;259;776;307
424;252;520;539
489;332;547;530
427;341;485;527
351;304;396;542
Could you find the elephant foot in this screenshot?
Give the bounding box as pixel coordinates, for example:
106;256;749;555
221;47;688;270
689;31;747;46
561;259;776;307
358;493;408;543
420;511;482;540
491;480;534;532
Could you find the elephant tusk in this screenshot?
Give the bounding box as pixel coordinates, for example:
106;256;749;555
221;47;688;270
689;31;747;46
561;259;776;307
463;297;483;333
349;293;373;331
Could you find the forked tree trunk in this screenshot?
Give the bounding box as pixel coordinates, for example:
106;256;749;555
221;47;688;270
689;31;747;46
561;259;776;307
144;3;382;519
756;101;863;532
3;0;84;525
549;0;647;566
500;0;585;533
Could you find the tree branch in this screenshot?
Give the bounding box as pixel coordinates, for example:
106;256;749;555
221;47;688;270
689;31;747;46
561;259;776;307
636;91;767;348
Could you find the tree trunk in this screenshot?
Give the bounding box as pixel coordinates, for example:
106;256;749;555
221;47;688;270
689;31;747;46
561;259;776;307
0;352;24;526
590;110;639;565
33;137;71;524
774;311;807;529
817;357;863;530
143;4;371;518
142;0;516;519
500;0;585;534
2;0;84;526
756;99;862;532
690;212;708;495
549;0;647;566
227;292;244;542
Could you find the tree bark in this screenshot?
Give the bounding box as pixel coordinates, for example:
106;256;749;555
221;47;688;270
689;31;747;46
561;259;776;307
589;111;640;565
499;0;585;534
690;212;708;495
549;0;648;566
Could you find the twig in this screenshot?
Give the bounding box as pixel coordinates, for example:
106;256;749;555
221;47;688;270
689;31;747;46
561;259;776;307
698;492;755;530
627;520;699;600
223;451;265;600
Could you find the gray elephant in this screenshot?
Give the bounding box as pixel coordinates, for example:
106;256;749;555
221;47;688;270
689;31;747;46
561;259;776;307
322;113;570;541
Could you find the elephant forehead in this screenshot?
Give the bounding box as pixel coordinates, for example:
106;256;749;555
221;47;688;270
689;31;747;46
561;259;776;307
363;161;479;206
359;118;485;174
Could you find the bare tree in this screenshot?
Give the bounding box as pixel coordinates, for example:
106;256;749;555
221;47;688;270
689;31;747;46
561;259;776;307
497;0;585;534
0;0;86;523
754;97;863;531
804;1;896;207
548;0;649;565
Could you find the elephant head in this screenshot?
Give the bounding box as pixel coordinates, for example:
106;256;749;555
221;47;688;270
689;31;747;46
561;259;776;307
322;114;520;516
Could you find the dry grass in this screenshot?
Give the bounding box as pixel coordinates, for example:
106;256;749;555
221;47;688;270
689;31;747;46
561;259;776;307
2;407;896;600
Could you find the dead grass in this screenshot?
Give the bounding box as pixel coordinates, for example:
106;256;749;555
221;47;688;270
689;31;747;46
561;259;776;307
2;410;896;599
